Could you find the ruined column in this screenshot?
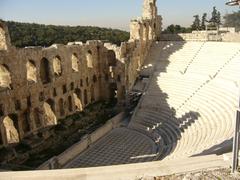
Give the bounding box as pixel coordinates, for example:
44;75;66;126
142;0;157;20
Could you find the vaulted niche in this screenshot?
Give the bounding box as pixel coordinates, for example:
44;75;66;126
86;50;93;68
72;53;79;72
53;55;62;77
27;60;37;83
40;58;51;84
74;88;83;111
0;64;12;90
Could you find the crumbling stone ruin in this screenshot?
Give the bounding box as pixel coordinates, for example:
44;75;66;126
0;0;162;148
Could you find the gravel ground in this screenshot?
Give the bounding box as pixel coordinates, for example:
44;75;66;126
154;168;240;180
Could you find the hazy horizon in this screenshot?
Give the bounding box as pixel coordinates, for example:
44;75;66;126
0;0;238;31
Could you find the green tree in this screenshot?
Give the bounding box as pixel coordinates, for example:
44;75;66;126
5;21;130;47
201;13;207;30
224;11;240;32
162;24;192;34
192;15;201;30
209;7;221;29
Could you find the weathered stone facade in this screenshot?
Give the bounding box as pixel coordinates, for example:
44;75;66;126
0;0;162;146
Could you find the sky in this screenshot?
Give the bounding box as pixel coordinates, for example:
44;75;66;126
0;0;238;31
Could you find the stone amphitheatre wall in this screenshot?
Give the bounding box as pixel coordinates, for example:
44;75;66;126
0;0;162;147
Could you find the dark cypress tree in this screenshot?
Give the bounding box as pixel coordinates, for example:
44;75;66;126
192;15;201;30
201;13;207;30
209;7;221;29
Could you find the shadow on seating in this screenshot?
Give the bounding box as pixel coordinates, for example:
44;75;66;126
129;36;202;160
192;138;233;157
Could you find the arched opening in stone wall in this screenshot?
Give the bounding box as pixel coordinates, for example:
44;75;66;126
0;25;7;50
107;50;117;66
68;96;73;112
53;56;62;77
40;58;51;84
117;75;121;82
26;60;37;83
43;99;57;126
80;79;83;87
46;99;55;113
22;111;31;134
53;88;57;97
75;88;82;100
72;53;79;72
58;98;65;116
86;50;93;68
93;75;97;83
86;77;89;86
3;114;20;144
84;89;88;105
0;64;12;89
74;88;83;111
34;108;42;128
90;85;95;102
70;82;74;90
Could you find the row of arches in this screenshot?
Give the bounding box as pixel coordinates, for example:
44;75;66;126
0;86;93;145
0;78;125;146
39;51;93;84
0;51;95;89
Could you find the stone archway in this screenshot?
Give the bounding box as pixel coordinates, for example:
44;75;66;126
40;58;51;84
0;64;11;89
53;55;62;76
2;115;20;144
73;88;83;111
107;50;117;66
86;50;93;68
26;60;37;82
72;53;79;72
43;99;57;126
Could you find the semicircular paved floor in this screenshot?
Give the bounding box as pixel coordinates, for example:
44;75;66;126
65;128;157;168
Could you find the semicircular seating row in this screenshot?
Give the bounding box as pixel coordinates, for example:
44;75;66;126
129;41;240;161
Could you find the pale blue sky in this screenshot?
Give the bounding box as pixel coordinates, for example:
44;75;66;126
0;0;238;30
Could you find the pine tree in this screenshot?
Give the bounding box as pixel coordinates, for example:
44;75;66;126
209;6;221;29
192;15;201;30
201;13;207;30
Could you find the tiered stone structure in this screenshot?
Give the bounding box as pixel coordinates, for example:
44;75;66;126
0;0;162;147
